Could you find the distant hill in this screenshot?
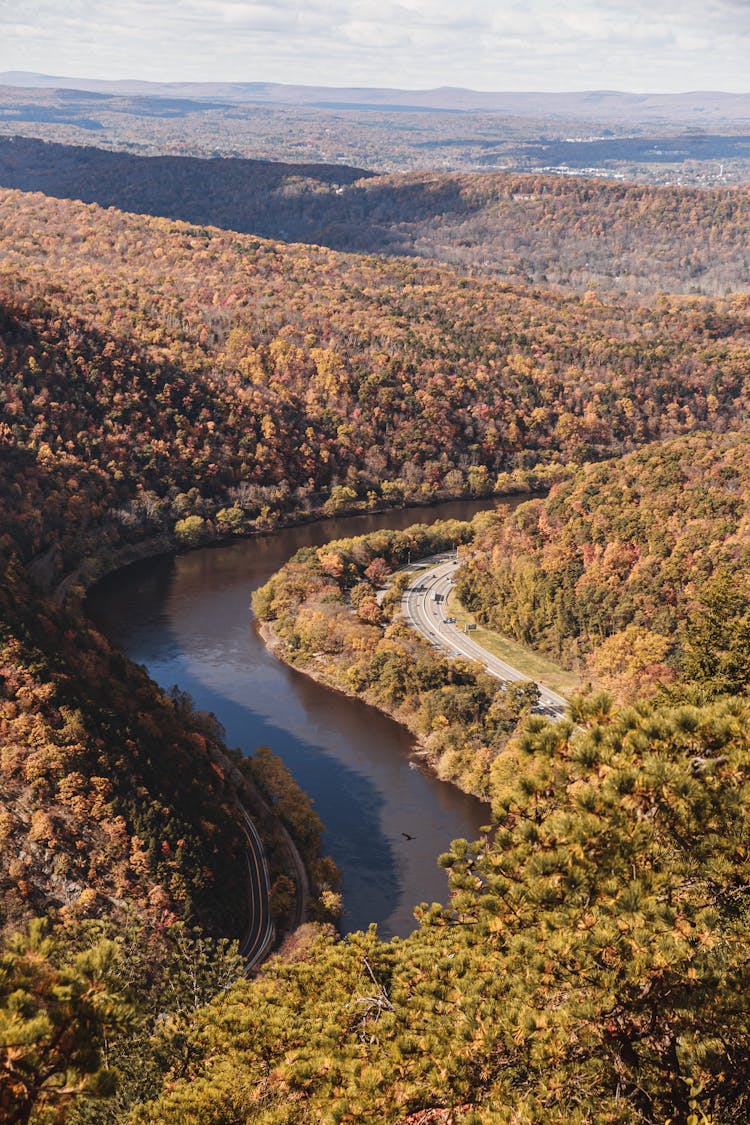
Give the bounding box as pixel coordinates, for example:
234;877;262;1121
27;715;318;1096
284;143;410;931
0;136;747;295
0;136;370;205
2;80;750;186
2;73;750;124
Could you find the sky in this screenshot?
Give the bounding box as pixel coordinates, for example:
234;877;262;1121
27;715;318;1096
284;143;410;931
1;0;748;92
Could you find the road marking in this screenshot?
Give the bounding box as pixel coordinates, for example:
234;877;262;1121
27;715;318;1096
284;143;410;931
401;556;567;718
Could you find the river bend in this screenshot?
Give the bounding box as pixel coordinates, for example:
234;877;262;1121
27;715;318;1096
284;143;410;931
88;500;510;939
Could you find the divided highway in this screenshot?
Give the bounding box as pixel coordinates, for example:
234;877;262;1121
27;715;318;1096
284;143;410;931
238;552;566;971
400;555;568;719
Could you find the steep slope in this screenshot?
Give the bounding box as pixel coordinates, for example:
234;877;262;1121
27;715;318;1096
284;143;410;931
1;189;748;594
0;181;749;1124
0;559;251;937
130;694;750;1125
0;138;748;293
456;431;750;700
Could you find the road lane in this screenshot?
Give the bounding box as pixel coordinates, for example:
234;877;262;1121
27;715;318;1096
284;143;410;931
401;555;568;719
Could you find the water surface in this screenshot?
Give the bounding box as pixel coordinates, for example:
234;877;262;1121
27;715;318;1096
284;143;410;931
88;499;511;938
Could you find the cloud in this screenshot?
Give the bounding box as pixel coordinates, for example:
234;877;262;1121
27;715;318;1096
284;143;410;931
0;0;748;91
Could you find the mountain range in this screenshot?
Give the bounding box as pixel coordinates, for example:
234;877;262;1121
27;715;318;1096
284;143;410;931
2;72;750;124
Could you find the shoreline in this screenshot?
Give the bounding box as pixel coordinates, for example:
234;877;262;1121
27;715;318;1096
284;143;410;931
45;480;548;607
255;618;485;798
49;497;514;956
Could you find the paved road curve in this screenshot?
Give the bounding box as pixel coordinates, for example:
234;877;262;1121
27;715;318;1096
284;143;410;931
400;555;568;719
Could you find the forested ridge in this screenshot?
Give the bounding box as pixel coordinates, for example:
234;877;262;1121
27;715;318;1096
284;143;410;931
128;692;750;1125
455;432;750;702
253;516;552;799
0;188;748;593
1;137;749;294
0;181;749;1123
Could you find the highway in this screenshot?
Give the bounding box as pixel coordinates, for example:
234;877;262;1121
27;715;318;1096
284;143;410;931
239;808;275;969
400;555;568;719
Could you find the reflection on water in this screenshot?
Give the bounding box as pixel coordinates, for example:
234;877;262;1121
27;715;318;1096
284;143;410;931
88;499;512;938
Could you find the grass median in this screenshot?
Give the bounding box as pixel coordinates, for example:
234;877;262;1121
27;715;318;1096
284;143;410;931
446;590;583;698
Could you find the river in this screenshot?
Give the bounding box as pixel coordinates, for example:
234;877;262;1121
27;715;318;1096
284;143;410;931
87;498;513;939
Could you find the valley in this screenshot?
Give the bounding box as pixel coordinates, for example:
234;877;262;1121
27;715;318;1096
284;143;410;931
0;73;748;1123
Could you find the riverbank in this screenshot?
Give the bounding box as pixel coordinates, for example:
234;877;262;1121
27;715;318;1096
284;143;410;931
203;729;313;955
252;516;553;803
51;464;559;607
88;502;493;938
257;619;438;771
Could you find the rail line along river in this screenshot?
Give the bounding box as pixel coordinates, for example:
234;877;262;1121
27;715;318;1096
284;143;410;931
87;499;516;939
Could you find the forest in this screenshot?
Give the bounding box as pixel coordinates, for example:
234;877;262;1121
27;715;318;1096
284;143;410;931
0;172;748;1124
0;187;748;589
2;82;750;184
0;138;749;293
455;431;750;702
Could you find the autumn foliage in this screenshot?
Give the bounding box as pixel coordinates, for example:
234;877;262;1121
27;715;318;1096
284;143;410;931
253;518;545;797
1;138;748;295
455;432;750;700
0;188;749;590
0;175;749;1124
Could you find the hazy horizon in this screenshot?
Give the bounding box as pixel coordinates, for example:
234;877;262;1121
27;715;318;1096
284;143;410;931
2;70;749;98
2;1;749;95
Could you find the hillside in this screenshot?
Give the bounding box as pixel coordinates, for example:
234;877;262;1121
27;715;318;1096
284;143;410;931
4;76;750;120
0;557;251;938
455;432;750;700
0;290;335;945
125;692;750;1125
0;184;747;587
1;138;748;293
0;185;749;1123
